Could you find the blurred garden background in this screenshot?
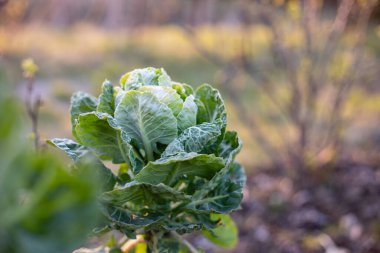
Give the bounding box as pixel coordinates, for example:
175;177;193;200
1;0;380;252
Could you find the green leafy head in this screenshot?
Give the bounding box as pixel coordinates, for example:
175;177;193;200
50;67;245;252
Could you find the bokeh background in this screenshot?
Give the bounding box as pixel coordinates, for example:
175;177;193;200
1;0;380;252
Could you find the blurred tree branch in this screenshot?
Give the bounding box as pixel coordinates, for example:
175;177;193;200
181;0;378;175
22;58;42;151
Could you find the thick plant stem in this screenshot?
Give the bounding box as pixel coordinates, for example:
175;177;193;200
171;231;200;253
121;235;145;253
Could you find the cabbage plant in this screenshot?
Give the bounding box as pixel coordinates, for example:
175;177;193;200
49;67;245;252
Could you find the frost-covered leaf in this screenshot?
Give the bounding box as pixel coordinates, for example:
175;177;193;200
135;153;224;186
100;182;188;230
161;209;218;232
162;122;222;157
191;162;246;213
218;131;243;166
195;84;226;128
101;182;188;211
101;204;162;231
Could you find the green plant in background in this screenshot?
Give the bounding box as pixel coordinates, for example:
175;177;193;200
0;84;100;253
49;67;245;252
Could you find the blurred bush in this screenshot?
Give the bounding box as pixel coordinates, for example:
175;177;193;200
0;88;100;253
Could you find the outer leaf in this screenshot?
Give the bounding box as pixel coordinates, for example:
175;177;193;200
161;209;218;232
120;67;171;90
101;204;162;231
218;131;243;166
202;214;238;249
176;95;197;132
97;80;115;115
138;86;183;116
115;91;177;161
182;176;209;196
195;84;226;133
101;182;188;212
162;122;222;158
70;92;98;137
135;153;224;186
47;138;116;191
191;162;246;213
47;138;88;161
161;222;206;234
100;182;189;231
75;112;125;163
191;131;242;198
75;152;117;191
